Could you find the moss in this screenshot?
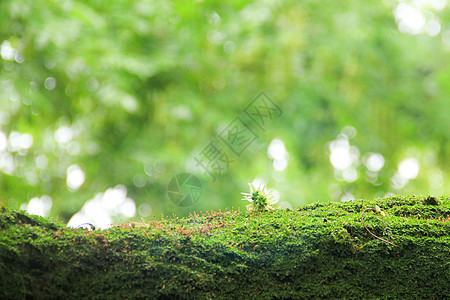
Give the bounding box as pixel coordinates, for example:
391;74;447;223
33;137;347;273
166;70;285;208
1;195;450;299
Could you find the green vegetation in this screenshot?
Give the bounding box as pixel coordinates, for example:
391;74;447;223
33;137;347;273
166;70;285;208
1;195;449;299
0;0;449;223
241;183;278;212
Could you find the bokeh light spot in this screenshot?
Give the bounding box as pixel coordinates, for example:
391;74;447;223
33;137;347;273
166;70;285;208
25;195;52;217
68;185;136;229
268;139;289;172
55;126;73;144
0;131;7;152
35;154;48;169
66;164;85;190
365;153;385;172
44;77;56;90
398;158;420;180
133;173;147;187
1;41;16;61
138;203;152;217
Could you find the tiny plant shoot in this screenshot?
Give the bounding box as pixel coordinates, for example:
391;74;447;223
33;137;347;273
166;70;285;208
241;183;278;212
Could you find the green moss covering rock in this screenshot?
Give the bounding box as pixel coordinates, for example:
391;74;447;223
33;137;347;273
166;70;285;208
1;195;450;299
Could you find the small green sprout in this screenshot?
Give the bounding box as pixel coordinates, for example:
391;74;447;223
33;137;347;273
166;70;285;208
375;205;386;217
241;183;278;212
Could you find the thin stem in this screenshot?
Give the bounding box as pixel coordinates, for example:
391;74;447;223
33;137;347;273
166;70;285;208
362;208;397;247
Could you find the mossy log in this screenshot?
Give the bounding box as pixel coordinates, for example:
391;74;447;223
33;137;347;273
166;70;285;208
1;195;450;299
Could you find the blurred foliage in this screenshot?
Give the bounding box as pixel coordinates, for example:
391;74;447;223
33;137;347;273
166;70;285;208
0;0;449;223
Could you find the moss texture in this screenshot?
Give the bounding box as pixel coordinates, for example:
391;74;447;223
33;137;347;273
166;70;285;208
1;195;450;299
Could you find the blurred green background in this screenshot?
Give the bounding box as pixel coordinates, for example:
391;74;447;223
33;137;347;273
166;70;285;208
0;0;449;227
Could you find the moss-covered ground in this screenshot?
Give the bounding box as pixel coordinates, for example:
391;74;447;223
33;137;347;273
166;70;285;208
1;195;450;299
